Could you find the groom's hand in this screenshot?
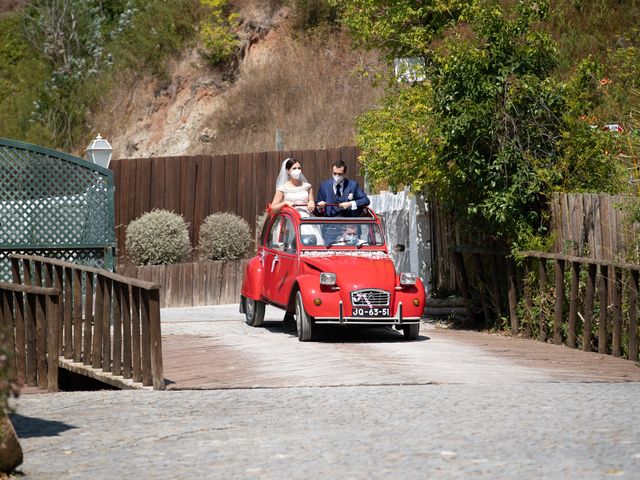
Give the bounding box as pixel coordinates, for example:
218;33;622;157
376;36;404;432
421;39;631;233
339;202;351;209
317;201;326;209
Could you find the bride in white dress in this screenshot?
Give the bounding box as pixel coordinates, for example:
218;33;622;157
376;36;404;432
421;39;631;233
270;158;315;215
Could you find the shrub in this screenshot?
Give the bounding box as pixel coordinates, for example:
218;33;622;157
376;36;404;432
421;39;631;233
125;209;191;265
199;212;250;260
255;209;269;247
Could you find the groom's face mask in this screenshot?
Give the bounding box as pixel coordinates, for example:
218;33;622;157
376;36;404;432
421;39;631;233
333;174;344;184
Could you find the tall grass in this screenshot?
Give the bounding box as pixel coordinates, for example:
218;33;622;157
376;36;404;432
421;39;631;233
203;29;385;154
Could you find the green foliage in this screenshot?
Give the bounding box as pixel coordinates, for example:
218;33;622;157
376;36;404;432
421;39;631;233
339;0;468;58
0;0;199;150
198;0;239;65
355;0;631;247
126;210;191;265
198;212;251;260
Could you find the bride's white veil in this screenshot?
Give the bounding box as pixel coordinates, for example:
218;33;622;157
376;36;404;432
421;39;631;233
275;157;308;190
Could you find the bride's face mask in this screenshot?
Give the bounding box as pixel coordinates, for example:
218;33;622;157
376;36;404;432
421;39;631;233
289;166;302;180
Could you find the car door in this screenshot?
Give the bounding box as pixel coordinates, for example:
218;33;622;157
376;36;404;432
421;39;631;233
262;214;298;307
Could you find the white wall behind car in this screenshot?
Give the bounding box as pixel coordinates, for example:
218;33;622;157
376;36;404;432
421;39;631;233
368;189;432;294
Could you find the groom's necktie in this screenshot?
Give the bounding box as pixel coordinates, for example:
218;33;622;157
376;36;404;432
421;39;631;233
336;183;342;199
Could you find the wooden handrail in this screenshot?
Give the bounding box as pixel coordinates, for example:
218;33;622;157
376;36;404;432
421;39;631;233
0;282;59;295
519;250;640;271
10;254;161;290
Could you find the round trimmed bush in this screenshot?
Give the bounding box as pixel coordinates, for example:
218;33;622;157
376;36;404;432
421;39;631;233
125;209;191;265
255;209;269;246
199;212;250;260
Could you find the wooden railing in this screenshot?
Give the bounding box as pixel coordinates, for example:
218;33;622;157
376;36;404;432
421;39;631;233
519;251;639;361
453;247;640;362
0;282;60;391
4;254;164;390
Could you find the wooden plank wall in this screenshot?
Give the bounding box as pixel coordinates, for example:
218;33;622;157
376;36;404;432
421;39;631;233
110;147;361;261
118;260;248;308
550;193;639;262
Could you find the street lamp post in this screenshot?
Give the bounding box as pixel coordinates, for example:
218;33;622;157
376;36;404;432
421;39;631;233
86;134;113;169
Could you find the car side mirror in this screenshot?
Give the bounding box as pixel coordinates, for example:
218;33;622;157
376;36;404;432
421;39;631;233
394;243;405;252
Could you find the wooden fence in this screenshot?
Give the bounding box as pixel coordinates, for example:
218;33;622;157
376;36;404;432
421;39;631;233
453;247;640;362
110;146;361;261
118;259;248;308
2;254;164;390
550;192;639;261
0;282;60;391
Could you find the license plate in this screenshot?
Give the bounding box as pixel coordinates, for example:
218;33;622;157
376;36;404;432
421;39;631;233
351;307;390;317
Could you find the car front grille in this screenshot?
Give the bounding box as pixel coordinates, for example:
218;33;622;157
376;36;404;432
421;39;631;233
351;289;390;307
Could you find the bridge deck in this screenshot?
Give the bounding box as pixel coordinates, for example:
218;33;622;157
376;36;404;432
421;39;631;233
159;306;640;389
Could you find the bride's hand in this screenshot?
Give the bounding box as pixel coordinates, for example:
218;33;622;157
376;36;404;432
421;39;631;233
285;200;294;206
307;200;315;212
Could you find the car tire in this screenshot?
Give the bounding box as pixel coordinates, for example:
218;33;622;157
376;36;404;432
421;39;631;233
402;323;420;340
243;296;265;327
295;291;314;341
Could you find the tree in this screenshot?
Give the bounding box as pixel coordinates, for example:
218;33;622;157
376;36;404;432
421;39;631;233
349;0;629;246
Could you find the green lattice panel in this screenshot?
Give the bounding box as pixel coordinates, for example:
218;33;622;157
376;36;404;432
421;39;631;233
0;139;115;279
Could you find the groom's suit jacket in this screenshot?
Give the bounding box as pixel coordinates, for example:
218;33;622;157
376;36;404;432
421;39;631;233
315;178;370;217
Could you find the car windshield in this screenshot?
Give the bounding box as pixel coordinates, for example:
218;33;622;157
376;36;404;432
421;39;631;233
298;222;384;249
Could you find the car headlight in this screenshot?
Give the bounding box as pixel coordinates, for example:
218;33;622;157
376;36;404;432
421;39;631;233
400;272;418;285
320;272;337;286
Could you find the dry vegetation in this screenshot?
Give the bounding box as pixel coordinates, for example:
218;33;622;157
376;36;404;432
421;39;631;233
0;0;27;17
199;29;386;154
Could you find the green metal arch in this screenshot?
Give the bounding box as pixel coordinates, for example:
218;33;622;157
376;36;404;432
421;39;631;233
0;138;116;278
0;137;114;179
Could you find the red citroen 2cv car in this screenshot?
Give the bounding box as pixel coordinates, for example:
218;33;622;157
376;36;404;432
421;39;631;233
239;205;426;341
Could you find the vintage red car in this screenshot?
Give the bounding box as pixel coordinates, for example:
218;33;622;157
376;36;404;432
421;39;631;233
239;205;426;341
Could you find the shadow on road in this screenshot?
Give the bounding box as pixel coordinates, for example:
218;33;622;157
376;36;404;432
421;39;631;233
261;321;430;343
10;413;77;438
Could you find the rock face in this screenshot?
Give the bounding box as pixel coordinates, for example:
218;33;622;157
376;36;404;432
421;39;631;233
0;415;23;473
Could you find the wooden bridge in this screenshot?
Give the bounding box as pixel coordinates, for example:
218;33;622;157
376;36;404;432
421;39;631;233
0;254;164;392
3;253;640;393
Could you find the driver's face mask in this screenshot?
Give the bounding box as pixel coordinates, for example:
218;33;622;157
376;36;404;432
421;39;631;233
344;234;358;245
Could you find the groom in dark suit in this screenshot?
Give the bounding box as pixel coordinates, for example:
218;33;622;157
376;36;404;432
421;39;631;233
316;160;370;217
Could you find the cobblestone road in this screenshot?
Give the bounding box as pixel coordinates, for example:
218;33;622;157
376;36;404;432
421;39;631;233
11;384;640;479
9;305;640;479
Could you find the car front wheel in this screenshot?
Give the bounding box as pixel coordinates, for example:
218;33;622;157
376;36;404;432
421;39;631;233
243;296;265;327
295;291;314;342
402;323;420;340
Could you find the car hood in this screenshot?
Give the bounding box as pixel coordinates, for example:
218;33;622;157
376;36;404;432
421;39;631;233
301;254;396;291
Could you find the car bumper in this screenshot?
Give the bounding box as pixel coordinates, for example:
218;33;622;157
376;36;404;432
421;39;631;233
313;301;421;325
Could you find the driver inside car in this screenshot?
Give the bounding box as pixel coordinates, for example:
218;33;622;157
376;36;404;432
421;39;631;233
333;224;365;246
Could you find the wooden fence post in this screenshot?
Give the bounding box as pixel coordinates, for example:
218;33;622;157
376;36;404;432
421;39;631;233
567;261;580;349
553;259;565;345
598;266;608;354
452;251;477;326
506;257;519;336
538;258;548;342
629;270;639;362
46;290;60;392
611;267;622;357
582;264;597;352
149;288;165;390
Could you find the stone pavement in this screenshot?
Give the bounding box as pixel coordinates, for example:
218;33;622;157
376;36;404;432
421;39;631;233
9;304;640;479
10;384;640;479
